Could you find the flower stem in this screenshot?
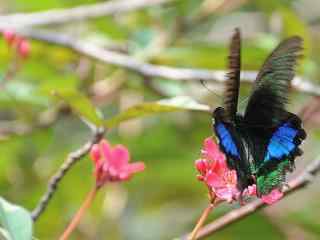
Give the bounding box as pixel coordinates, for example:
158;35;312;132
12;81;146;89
59;186;98;240
189;199;218;240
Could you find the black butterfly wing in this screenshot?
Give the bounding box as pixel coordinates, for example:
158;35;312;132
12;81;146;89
242;36;305;195
213;29;253;192
213;116;254;191
255;114;306;196
244;36;303;127
223;28;241;121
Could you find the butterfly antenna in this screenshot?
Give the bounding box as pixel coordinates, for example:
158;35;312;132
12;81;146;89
200;79;222;99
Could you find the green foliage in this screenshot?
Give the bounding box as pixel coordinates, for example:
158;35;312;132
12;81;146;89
0;0;319;239
52;89;104;127
105;96;210;128
0;197;33;240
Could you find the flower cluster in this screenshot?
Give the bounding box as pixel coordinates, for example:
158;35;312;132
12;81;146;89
2;30;30;58
195;137;283;204
90;139;145;188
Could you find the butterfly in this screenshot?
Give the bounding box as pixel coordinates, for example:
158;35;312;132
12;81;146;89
213;28;306;197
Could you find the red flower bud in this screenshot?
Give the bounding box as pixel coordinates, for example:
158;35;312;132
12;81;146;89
3;30;16;46
17;39;30;58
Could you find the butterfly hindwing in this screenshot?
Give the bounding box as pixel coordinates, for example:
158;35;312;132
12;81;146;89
255;114;306;196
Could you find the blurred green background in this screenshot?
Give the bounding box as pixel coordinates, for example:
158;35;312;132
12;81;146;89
0;0;320;239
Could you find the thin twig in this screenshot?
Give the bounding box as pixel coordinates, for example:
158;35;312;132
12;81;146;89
9;29;320;97
180;156;320;240
59;186;98;240
0;0;171;28
31;127;105;221
189;203;215;240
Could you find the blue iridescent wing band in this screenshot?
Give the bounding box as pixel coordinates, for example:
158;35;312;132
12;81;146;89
213;118;254;191
255;115;306;196
215;123;240;158
264;122;300;162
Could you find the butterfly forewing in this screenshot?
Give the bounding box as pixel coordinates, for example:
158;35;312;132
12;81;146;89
213;29;254;192
244;36;303;127
223;28;241;121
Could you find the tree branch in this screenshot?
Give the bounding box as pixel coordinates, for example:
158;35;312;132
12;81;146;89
181;156;320;239
11;29;320;97
31;127;105;221
0;0;171;28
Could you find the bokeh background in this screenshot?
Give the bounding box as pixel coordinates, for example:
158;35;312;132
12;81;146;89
0;0;320;239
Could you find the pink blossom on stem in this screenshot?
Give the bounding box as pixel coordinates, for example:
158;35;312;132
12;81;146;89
196;137;284;205
196;137;263;203
2;30;30;59
90;139;145;188
17;40;30;58
196;137;241;202
261;189;283;204
243;184;257;196
207;170;240;203
2;30;16;46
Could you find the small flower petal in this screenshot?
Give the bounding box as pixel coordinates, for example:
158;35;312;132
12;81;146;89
100;139;113;161
261;189;283;205
203;137;226;163
195;136;240;203
90;144;101;163
110;145;130;170
3;30;15;45
17;39;30;58
206;172;225;189
195;159;208;175
215;187;239;203
126;162;145;174
243;184;257;196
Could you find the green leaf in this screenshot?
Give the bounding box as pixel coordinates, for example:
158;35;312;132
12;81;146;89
0;82;49;108
0;227;11;240
104;96;210;128
52;89;104;127
279;8;311;57
0;197;33;240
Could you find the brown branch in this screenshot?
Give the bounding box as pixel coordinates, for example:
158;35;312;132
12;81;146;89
31;127;105;221
180;156;320;240
0;0;171;28
9;29;320;97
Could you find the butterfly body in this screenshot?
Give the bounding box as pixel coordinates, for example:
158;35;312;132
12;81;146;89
212;29;306;196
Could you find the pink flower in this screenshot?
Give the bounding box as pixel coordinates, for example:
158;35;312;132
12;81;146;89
207;169;240;202
261;189;283;205
2;30;16;46
90;139;145;188
243;184;257;196
196;137;240;202
17;40;30;58
196;137;284;205
2;30;30;59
